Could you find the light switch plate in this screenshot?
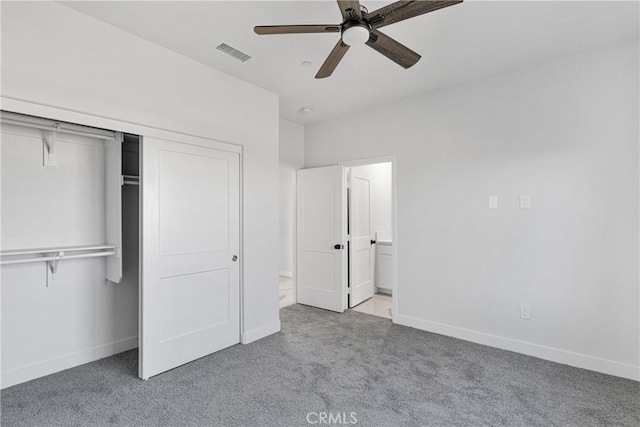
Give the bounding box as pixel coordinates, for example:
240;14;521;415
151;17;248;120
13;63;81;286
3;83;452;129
520;195;531;209
488;196;498;209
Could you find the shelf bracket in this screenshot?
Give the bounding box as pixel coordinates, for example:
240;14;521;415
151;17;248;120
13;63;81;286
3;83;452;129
43;123;61;167
46;251;63;287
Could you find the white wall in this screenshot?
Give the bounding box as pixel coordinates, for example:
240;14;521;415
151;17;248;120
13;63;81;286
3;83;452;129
279;168;295;277
1;2;280;386
279;119;305;168
306;42;640;380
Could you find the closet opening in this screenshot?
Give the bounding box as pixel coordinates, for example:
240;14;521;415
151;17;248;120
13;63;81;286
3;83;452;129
2;109;244;386
0;111;142;388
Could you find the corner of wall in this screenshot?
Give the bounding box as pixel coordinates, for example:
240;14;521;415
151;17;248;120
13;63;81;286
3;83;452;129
279;118;305;168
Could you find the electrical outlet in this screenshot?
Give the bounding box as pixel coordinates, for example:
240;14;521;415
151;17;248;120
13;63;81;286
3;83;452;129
520;195;531;209
520;304;531;320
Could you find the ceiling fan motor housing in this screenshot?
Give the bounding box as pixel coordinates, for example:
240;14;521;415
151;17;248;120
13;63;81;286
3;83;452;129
341;21;371;46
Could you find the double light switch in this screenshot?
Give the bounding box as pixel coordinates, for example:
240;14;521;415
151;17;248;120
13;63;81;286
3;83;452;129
487;195;531;209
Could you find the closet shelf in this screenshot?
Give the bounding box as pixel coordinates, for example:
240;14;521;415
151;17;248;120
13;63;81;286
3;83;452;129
1;111;118;167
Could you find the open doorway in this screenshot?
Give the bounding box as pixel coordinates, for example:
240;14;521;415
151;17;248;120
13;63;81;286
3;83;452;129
294;157;397;321
346;161;393;320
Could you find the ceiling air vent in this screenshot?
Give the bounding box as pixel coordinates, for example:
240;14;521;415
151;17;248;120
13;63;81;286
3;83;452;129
214;42;252;63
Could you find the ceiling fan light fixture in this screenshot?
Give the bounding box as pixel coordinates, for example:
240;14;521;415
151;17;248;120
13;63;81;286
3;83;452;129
254;0;463;78
341;25;370;47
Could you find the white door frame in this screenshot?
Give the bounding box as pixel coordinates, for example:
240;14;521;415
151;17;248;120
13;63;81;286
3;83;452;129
279;163;299;305
339;156;398;320
1;96;247;347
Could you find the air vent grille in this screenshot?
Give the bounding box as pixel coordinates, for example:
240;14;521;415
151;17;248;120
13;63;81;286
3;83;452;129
214;43;252;63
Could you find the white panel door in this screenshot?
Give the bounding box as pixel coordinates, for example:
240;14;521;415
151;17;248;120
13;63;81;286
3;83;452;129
349;169;374;307
140;136;240;380
296;166;346;313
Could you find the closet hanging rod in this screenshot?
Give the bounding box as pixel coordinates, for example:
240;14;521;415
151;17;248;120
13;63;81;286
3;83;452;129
0;251;115;266
1;112;116;141
2;244;115;257
0;244;116;266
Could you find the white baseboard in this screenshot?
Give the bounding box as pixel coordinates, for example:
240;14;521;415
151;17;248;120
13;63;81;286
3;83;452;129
241;320;281;344
394;314;639;381
1;336;138;389
279;271;293;278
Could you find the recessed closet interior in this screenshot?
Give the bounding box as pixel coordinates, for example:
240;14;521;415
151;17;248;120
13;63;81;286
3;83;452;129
0;111;141;388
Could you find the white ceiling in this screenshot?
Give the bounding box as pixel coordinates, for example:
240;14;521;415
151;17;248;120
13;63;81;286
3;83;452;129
61;1;639;125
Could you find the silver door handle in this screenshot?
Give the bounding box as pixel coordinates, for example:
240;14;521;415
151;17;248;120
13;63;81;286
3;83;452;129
232;255;238;262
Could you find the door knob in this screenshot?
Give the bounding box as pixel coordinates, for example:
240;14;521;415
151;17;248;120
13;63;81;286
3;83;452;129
334;244;344;250
232;255;238;261
371;240;377;245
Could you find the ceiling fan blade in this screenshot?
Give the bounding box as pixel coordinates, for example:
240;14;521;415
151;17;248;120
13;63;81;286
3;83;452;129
366;29;421;69
315;40;350;79
254;25;341;35
366;0;463;29
337;0;362;21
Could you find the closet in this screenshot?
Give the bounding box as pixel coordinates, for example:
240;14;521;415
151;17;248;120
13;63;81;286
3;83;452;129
0;111;241;387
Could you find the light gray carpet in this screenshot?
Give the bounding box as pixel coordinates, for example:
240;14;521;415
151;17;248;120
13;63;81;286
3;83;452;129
2;304;639;426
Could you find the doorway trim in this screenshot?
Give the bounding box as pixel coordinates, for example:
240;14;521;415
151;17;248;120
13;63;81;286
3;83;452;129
279;163;300;306
339;155;398;322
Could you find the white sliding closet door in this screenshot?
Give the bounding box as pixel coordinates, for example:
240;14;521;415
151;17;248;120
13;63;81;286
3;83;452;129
140;136;240;380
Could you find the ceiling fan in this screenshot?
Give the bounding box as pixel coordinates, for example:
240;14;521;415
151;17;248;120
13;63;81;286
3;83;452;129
254;0;463;79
